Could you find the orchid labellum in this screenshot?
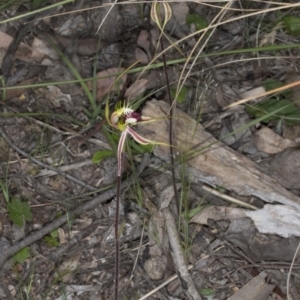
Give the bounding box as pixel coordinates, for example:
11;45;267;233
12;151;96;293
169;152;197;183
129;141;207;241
106;101;154;176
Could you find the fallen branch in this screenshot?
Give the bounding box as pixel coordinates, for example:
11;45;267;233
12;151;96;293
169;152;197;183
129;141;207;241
139;100;300;209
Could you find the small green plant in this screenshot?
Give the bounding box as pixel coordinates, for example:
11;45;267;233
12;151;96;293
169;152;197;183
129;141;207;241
92;149;114;164
186;13;208;31
171;86;188;104
11;246;30;265
7;197;33;227
44;230;59;247
283;15;300;36
0;178;33;227
246;98;300;125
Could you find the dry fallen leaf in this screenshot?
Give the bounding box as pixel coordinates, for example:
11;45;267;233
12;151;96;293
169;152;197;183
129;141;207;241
0;31;45;65
31;37;59;61
239;86;266;101
124;78;148;101
135;47;149;64
228;271;275;300
260;148;300;190
170;2;189;25
87;68;127;101
253;126;297;154
136;30;152;61
4;78;36;101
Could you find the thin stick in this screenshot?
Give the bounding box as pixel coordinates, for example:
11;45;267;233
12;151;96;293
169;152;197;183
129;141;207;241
115;172;121;300
287;240;300;299
224;79;300;110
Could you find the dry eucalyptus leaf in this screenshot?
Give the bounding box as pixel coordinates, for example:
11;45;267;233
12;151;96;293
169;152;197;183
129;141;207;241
0;31;45;65
4;78;36;101
134;47;149;64
239;86;266;101
260;148;300;190
87;68;127;101
283;123;300;140
228;271;275;300
124;78;148;101
170;2;189;25
31;37;59;61
159;184;181;209
253;127;297;154
136;30;152;60
57;251;82;282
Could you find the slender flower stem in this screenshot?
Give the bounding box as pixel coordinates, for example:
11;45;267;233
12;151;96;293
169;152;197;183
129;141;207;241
160;35;179;215
115;173;121;300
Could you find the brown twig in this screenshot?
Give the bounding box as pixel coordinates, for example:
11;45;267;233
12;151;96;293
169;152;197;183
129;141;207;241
115;173;121;300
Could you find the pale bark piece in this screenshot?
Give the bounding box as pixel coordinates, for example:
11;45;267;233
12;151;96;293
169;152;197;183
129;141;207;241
139;100;300;209
191;205;300;238
253;126;297;154
245;204;300;238
228;271;275;300
190;206;246;225
163;207;202;300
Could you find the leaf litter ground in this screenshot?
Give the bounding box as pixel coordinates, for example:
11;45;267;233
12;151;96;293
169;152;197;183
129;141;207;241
1;1;300;300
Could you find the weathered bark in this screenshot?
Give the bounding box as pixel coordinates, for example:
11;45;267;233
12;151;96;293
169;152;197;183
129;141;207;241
139;99;300;209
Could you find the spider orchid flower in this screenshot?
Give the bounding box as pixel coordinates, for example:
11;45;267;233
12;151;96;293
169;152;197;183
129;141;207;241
106;102;154;177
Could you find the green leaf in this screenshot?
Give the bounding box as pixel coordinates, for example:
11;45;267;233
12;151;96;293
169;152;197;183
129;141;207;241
83;108;92;118
246;98;300;125
200;288;214;296
135;142;155;153
188;204;209;219
262;78;283;91
44;236;59;247
11;247;30;265
50;229;59;238
31;0;45;9
92;149;114;164
44;230;59;247
186;14;208;31
171;86;188;104
262;79;292;97
7;198;33;227
283;16;300;36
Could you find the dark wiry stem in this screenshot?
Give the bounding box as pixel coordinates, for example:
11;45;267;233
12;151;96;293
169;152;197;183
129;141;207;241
114;172;121;299
160;37;179;215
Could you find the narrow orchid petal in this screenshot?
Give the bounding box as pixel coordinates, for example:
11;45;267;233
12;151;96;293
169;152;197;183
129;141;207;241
127;127;155;145
117;129;128;177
